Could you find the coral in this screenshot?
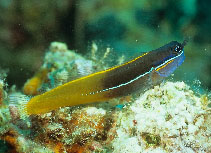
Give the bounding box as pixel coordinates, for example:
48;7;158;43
1;130;19;153
0;76;11;136
42;42;94;88
112;137;142;153
43;42;84;69
112;81;210;152
0;106;11;135
30;106;114;152
0;78;12;145
0;79;3;105
1;129;53;153
0;72;7;106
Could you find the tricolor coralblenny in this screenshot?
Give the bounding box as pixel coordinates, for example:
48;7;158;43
24;41;186;115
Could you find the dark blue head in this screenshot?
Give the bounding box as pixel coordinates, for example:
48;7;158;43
170;41;184;56
154;40;187;77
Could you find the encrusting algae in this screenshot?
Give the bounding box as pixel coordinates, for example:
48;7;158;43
0;42;210;152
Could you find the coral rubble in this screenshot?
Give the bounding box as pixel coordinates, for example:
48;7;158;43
112;81;210;153
0;42;210;152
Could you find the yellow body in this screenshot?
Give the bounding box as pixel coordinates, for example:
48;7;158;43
25;53;149;115
26;72;107;114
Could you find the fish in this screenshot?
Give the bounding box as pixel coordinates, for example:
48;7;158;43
22;41;186;115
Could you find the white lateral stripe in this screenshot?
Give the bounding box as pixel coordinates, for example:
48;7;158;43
155;50;183;70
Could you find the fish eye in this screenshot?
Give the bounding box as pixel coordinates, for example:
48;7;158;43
174;45;182;52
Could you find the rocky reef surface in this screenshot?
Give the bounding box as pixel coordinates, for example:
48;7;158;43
0;42;210;153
